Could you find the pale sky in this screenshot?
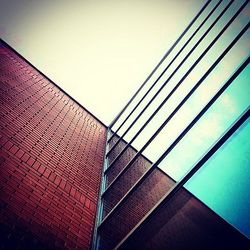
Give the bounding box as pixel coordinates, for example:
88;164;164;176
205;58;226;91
0;0;204;125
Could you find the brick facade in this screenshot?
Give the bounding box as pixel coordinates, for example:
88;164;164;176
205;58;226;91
99;167;174;249
1;39;248;250
102;155;151;217
98;134;175;249
0;41;107;249
103;135;153;216
106;136;137;186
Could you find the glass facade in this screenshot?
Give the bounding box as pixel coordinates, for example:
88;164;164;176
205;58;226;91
97;1;250;248
159;63;250;180
186;117;250;238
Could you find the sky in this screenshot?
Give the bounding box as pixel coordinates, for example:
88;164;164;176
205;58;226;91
0;0;204;125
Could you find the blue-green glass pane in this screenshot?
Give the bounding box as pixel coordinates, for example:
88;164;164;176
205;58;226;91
185;118;250;238
159;62;250;180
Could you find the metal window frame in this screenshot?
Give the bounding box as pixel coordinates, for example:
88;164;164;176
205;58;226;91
102;21;249;199
107;0;226;155
96;1;249;248
105;0;238;173
91;128;111;250
115;107;250;249
99;44;250;230
107;0;216;144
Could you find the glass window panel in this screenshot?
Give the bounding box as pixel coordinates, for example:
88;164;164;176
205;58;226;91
124;1;248;148
185;118;250;238
113;0;223;138
158;62;250;179
135;29;249;159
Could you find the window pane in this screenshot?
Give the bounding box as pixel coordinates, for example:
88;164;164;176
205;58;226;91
158;62;250;179
185;118;250;238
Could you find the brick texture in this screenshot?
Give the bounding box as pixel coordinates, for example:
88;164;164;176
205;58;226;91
118;188;249;250
106;135;137;186
0;42;107;249
103;134;156;218
102;155;151;217
99;168;174;249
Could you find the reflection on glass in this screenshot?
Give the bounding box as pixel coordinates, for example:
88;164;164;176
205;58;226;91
159;63;250;180
185;118;250;238
129;5;249;157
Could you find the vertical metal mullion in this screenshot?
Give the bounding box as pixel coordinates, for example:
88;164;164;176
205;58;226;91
91;128;110;250
106;0;237;170
106;0;232;157
108;0;220;144
108;0;212;131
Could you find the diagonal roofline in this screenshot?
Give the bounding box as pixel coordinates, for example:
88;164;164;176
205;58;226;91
0;37;107;128
0;37;155;165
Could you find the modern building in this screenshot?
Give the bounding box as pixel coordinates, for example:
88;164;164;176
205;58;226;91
0;1;249;249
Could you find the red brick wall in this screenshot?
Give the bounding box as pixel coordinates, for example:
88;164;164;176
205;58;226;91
106;136;137;185
0;41;107;249
107;135;124;162
99;133;175;249
99;168;174;249
102;154;151;217
103;134;163;219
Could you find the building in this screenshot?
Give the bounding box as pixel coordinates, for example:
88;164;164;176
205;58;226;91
0;1;249;249
0;39;107;249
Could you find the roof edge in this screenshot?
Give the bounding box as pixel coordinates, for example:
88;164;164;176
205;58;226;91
0;38;107;128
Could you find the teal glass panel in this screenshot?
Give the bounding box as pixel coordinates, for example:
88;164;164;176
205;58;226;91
131;3;249;158
159;62;250;180
159;61;250;238
185;118;250;238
